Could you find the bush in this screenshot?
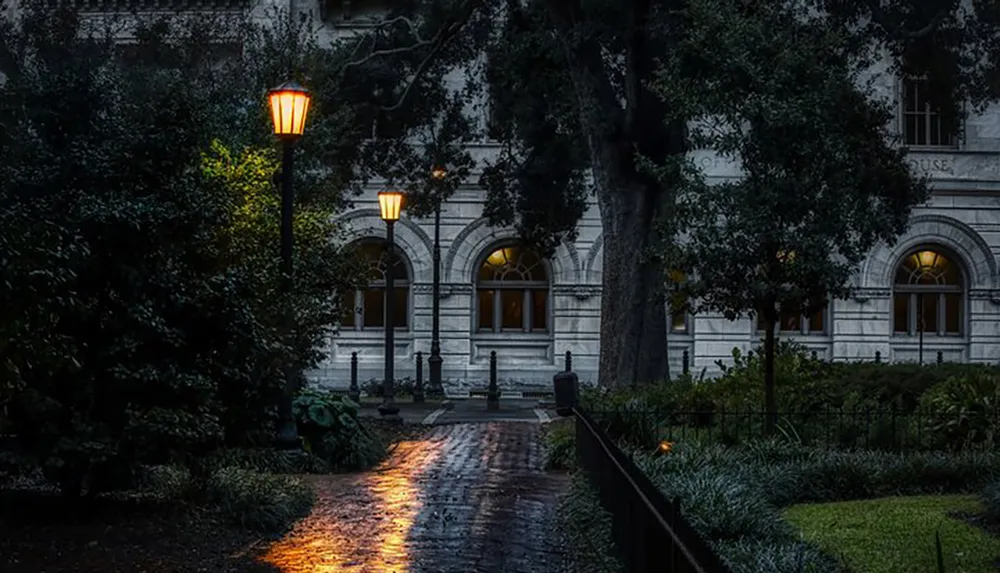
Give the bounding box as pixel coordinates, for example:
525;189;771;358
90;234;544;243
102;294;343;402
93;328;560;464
556;473;624;573
206;467;314;533
543;419;576;470
292;390;386;470
584;343;999;452
202;448;332;475
361;377;417;398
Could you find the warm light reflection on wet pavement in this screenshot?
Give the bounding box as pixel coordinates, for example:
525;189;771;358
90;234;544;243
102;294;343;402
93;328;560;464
260;423;568;573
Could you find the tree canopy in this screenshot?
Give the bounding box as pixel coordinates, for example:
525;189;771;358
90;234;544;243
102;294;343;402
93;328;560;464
325;0;1000;385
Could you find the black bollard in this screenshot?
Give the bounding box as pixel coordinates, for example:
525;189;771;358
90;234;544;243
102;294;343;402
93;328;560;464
564;350;572;372
682;349;690;375
811;350;818;360
348;352;360;402
875;351;881;364
414;351;425;403
486;351;499;411
936;350;943;365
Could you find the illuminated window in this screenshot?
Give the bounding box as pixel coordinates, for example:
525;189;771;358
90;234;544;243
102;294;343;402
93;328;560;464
892;249;963;336
757;306;827;334
476;245;549;333
342;242;409;330
668;269;690;334
902;78;957;147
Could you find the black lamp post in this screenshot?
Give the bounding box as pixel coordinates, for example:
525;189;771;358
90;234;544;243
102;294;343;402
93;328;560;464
428;166;447;396
267;80;312;449
378;190;404;422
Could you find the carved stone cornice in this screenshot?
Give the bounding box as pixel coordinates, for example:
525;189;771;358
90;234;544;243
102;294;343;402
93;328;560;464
552;285;602;300
969;289;1000;305
48;0;250;11
411;283;473;299
851;288;890;303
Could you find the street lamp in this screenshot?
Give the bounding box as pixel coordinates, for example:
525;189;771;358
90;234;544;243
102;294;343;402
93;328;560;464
378;190;405;422
268;80;311;449
427;165;447;396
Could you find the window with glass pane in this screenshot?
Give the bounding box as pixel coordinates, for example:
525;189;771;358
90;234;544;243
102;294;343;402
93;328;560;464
892;248;964;336
476;245;549;334
342;242;410;330
902;78;956;147
667;271;690;334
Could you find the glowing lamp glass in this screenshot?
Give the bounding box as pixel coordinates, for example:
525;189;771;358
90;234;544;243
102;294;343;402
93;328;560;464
431;166;447;180
378;191;405;222
268;81;311;138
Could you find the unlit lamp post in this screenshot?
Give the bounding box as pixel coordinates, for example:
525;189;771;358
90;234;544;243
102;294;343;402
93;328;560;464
378;190;404;422
428;165;447;396
268;80;311;449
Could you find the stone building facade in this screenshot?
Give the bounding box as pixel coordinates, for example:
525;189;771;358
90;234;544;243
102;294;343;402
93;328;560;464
305;4;1000;392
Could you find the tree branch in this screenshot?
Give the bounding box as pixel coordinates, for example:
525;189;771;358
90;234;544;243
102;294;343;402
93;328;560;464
864;0;952;40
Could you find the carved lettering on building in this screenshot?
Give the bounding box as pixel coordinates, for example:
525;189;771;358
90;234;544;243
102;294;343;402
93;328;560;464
906;157;954;175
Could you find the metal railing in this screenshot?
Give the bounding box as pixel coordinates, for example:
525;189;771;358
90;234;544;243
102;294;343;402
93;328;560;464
573;407;732;573
586;406;1000;451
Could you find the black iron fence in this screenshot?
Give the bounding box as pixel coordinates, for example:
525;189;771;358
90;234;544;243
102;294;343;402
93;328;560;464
574;407;732;573
587;405;1000;451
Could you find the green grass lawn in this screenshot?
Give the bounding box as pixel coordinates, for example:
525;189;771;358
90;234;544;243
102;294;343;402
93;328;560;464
784;495;1000;573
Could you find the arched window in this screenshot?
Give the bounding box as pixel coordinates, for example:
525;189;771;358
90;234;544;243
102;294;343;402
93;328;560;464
476;245;549;333
342;242;409;330
893;248;963;336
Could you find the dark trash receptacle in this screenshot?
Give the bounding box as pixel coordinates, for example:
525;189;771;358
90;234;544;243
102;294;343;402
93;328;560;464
553;371;578;417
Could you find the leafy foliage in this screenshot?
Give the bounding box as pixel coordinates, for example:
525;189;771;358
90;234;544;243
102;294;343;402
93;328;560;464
0;5;370;496
205;467;314;533
292;390;385;471
542;419;576;471
630;440;1000;573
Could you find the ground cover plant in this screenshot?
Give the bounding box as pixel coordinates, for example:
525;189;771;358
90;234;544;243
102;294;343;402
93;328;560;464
627;439;1000;573
784;495;1000;573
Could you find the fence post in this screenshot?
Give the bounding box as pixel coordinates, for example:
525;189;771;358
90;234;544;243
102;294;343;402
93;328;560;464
487;351;500;411
348;352;360;402
936;350;943;365
565;350;572;372
414;351;425;403
682;349;690;375
875;350;881;364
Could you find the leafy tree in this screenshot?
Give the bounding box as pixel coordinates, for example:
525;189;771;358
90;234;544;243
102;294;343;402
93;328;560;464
0;5;366;495
321;0;1000;385
649;0;931;431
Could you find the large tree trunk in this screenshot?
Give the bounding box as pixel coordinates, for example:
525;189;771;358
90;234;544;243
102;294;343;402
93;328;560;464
547;0;684;386
597;180;670;386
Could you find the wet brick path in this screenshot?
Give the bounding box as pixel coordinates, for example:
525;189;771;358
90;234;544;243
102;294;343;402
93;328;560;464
260;422;570;573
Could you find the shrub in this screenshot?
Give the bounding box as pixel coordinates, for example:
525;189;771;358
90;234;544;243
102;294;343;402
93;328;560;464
206;467;314;533
202;447;331;475
292;390;386;470
362;377;416;398
714;538;843;573
556;473;624;573
543;419;576;470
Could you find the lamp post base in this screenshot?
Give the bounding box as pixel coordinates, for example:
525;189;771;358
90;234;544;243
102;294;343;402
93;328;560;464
427;354;444;396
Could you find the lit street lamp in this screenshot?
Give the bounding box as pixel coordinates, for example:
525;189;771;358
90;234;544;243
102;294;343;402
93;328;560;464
268;80;311;449
427;166;447;396
378;190;405;423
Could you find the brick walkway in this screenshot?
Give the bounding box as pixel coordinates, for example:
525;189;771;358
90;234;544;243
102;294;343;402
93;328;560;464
258;423;570;573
